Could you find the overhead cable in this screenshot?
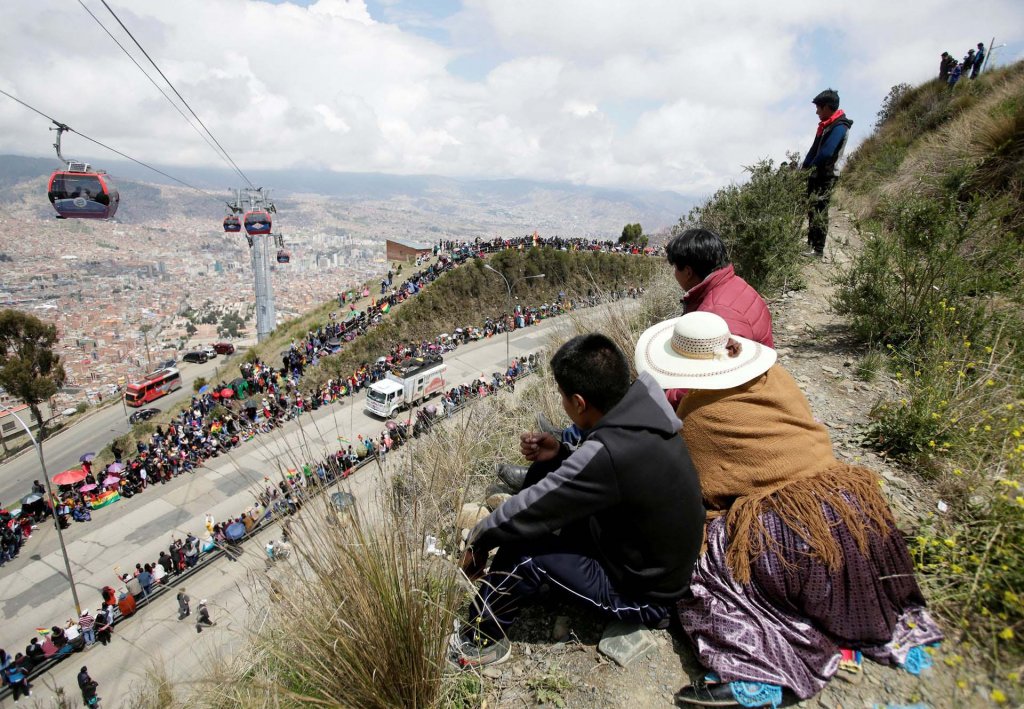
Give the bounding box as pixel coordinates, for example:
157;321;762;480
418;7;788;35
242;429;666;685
0;87;225;204
77;0;240;180
98;0;257;190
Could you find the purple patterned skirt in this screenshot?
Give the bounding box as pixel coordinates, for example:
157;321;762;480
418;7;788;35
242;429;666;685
677;508;943;699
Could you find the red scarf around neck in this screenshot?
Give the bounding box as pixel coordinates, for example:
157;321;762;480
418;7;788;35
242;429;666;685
816;108;846;137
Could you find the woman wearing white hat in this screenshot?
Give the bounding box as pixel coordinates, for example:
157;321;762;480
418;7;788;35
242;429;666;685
635;312;942;707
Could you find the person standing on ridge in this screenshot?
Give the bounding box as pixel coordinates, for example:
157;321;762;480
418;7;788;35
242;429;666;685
972;42;986;78
962;48;976;79
801;89;853;258
938;52;953;81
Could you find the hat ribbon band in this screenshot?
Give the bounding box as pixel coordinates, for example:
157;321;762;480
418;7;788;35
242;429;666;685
669;340;728;361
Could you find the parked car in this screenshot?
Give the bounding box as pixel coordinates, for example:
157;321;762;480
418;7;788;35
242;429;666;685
128;407;160;424
201;345;217;359
213;342;235;355
159;357;177;369
182;351;209;364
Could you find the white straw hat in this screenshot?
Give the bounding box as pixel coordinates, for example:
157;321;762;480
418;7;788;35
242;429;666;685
634;312;777;390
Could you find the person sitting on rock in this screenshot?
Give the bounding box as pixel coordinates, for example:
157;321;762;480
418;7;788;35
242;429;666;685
634;312;942;707
451;334;705;668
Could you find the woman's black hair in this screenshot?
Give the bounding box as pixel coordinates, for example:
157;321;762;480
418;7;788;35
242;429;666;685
665;228;729;280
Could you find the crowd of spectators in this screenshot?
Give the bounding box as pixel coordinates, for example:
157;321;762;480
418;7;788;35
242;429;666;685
2;235;651;694
0;349;546;697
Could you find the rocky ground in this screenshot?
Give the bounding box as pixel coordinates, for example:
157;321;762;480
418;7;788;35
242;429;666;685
466;210;1000;708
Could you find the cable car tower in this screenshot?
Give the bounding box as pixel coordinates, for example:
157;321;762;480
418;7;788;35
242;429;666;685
231;187;278;342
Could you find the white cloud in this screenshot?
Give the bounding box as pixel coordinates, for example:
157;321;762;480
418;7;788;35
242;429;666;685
0;0;1021;196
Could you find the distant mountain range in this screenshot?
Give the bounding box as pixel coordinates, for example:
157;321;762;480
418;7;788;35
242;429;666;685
0;154;695;237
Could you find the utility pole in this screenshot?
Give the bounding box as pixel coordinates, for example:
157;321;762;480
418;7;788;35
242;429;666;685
483;264;545;370
0;404;82;617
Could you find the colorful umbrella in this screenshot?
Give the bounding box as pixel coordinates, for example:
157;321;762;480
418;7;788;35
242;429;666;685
52;468;88;485
198;384;210;395
219;388;235;399
106;462;125;474
79;452;96;463
102;476;121;486
78;483;98;493
225;522;246;540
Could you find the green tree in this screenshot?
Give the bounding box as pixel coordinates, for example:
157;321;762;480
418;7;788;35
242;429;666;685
0;309;67;440
218;311;245;338
618;223;646;245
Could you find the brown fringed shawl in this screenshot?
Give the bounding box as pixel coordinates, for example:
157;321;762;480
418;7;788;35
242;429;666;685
677;364;896;585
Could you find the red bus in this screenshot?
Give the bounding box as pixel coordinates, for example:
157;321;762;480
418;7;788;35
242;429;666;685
125;368;183;407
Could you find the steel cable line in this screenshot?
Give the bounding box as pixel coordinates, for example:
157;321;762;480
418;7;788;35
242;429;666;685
0;87;225;205
97;0;257;191
76;0;239;181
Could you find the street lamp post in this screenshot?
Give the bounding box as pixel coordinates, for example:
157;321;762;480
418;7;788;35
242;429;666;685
484;264;545;370
0;404;82;616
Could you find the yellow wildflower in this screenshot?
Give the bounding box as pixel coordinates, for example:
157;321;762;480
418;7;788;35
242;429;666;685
990;689;1007;704
998;627;1014;640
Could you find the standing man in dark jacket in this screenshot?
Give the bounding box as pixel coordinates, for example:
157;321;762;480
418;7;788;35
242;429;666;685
939;52;953;81
972;43;986;78
801;89;853;258
451;334;705;668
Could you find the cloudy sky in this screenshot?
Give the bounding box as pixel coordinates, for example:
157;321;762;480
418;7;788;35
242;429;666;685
1;0;1021;196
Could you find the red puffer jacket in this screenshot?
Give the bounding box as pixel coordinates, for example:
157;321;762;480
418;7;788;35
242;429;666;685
682;264;774;346
666;265;774;408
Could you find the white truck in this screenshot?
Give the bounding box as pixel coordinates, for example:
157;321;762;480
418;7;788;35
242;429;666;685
364;357;447;418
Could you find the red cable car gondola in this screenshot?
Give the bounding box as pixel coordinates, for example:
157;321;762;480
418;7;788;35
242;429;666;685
276;249;291;264
243;210;272;235
47;165;119;220
223;215;241;232
46;125;119;220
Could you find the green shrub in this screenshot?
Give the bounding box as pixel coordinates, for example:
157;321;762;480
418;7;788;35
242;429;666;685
192;376;207;393
831;194;1010;347
677;158;807;297
864;306;1024;664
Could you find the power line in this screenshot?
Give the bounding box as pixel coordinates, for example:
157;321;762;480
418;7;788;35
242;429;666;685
97;0;257;191
0;87;225;204
76;0;239;180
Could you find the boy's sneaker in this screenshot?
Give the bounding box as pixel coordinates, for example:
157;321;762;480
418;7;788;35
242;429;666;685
447;621;512;669
449;635;512;669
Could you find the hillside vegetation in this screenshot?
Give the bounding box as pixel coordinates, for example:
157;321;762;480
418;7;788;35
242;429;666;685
269;248;659;388
834;61;1024;671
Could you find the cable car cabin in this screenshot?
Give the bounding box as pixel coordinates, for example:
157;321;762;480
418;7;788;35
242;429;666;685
276;249;291;264
243;210;272;235
223;215;241;232
47;165;119;219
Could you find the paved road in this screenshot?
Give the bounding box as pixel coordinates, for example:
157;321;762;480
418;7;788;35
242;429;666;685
0;353;241;513
0;314;580;656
